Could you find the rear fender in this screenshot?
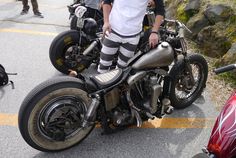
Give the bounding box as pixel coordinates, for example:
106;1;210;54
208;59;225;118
76;74;98;93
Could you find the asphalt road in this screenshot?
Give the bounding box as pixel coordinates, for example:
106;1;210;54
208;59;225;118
0;0;219;158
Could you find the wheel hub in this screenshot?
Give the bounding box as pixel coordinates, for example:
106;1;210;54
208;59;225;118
177;74;194;91
175;64;201;99
38;96;86;141
64;45;81;68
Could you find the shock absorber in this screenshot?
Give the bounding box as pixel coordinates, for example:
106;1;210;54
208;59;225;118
83;39;100;56
82;94;100;128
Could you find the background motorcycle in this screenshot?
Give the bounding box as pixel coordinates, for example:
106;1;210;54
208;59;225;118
67;0;103;30
49;6;155;75
18;19;208;152
193;64;236;158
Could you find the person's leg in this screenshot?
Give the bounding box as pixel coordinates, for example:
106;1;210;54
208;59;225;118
31;0;38;13
31;0;43;17
97;33;121;73
21;0;29;14
117;35;140;68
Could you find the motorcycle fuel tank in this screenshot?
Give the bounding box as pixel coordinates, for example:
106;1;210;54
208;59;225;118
207;91;236;158
132;42;174;70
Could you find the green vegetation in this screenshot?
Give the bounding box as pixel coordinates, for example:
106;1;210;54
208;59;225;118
176;3;190;23
217;72;236;88
226;15;236;42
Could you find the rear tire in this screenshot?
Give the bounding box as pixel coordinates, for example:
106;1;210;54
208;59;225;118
169;53;208;109
18;77;94;152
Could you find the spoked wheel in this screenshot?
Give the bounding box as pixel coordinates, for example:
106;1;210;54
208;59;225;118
18;77;95;152
169;53;208;109
49;30;96;74
62;44;89;71
175;63;201;99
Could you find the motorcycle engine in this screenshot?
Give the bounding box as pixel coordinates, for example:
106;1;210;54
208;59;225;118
103;73;163;127
131;74;162;114
104;88;120;111
104;88;133;127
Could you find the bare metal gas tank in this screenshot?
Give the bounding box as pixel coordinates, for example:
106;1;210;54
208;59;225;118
132;42;174;69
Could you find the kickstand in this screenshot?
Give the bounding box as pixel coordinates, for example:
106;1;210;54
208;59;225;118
3;81;15;89
9;81;15;89
7;73;17;89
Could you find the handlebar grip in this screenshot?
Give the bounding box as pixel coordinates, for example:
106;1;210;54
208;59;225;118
214;64;236;74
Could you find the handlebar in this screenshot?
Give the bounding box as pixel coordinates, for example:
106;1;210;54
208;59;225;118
162;19;192;37
214;64;236;74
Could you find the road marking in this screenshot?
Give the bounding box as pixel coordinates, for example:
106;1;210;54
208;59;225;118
0;113;215;128
0;113;18;127
0;19;69;27
0;0;14;2
141;118;215;128
0;28;58;36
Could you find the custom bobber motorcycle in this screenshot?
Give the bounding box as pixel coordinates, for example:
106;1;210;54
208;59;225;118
67;0;103;31
18;18;208;152
193;64;236;158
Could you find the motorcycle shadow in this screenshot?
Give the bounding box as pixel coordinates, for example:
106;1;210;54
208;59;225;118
33;104;208;158
0;88;5;100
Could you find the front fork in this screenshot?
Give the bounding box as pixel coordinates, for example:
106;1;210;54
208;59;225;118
183;58;195;88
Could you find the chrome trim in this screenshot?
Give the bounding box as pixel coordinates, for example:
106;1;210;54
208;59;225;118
127;71;146;85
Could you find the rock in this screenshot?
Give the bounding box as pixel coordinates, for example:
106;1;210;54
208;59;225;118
204;4;234;24
214;43;236;78
216;43;236;66
186;14;210;39
197;25;232;58
227;43;236;56
165;4;176;19
184;0;201;16
165;0;191;23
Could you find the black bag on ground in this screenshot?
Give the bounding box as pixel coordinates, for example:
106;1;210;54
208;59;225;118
0;64;9;86
0;64;17;89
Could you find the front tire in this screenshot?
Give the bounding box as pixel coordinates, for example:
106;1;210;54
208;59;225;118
70;15;78;30
49;30;92;74
18;77;94;152
169;53;208;109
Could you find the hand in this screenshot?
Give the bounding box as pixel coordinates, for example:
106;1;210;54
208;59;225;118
102;22;111;37
68;69;77;77
149;32;159;48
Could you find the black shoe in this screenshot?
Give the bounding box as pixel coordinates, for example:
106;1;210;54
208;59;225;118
34;12;44;18
20;9;28;15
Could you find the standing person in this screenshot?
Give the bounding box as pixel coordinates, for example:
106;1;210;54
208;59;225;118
97;0;165;73
84;0;103;19
84;0;101;10
20;0;43;18
73;0;102;10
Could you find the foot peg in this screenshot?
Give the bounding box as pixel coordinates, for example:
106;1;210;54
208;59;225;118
145;112;156;120
164;105;174;114
162;98;174;115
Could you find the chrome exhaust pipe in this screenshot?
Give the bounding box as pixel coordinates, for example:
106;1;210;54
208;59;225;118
150;84;162;114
